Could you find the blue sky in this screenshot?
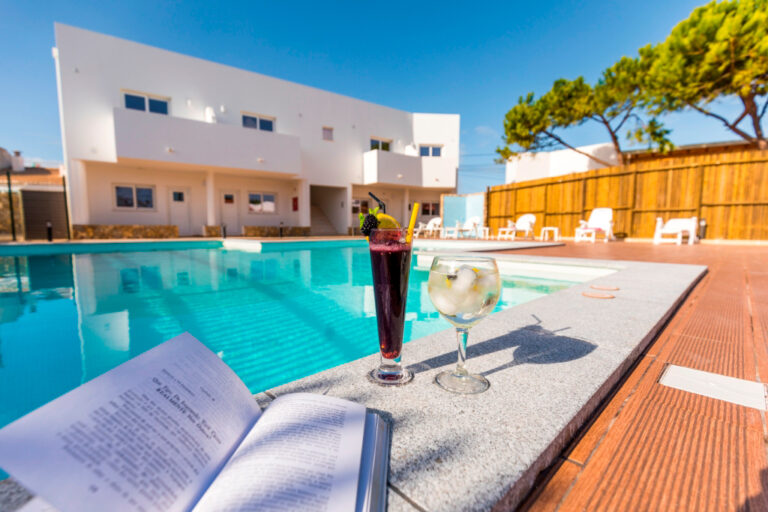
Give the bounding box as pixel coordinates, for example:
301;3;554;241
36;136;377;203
0;0;754;193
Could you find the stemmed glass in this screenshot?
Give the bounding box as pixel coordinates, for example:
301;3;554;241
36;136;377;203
427;257;501;394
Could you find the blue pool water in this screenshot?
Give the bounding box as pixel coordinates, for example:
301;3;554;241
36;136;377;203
0;242;574;432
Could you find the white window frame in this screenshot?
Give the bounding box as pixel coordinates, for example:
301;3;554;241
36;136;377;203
121;90;170;115
351;198;370;214
322;126;334;141
419;144;443;157
242;111;276;132
113;183;157;211
370;137;392;151
247;191;278;214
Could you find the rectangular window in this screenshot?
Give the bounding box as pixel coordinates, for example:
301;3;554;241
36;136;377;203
352;199;369;214
124;94;146;111
135;187;154;208
116;186;134;208
115;185;154;210
248;193;262;213
419;145;442;157
370;138;391;152
123;92;168;115
148;98;168;115
172;191;184;202
262;194;276;213
421;202;440;215
224;194;235;204
248;192;276;214
242;114;275;132
322;126;334;141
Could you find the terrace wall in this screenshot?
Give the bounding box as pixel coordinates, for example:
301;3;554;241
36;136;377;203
487;143;768;240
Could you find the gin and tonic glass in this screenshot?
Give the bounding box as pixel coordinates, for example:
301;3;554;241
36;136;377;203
428;256;501;394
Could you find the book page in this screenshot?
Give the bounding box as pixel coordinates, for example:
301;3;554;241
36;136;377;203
0;333;260;512
193;393;366;512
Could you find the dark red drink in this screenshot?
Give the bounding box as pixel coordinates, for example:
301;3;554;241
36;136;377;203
367;228;414;385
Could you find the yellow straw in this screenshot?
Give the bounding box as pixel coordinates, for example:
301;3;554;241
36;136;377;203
406;202;420;243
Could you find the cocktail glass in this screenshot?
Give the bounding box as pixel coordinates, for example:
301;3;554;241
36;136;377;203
367;228;414;386
427;256;501;394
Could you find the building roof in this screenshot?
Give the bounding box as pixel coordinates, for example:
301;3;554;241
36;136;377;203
8;167;63;186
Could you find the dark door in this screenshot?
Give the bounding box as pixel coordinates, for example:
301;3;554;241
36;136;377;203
21;190;68;240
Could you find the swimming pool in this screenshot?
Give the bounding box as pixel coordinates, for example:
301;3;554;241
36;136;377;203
0;241;575;432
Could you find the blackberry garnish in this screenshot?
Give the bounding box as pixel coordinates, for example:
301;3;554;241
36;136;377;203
361;214;379;236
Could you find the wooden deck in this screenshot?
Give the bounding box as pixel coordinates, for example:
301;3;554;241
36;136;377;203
500;242;768;512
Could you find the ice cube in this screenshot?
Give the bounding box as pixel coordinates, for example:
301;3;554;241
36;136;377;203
451;266;478;294
431;289;459;316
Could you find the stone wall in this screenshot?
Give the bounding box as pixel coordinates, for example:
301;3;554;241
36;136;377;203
0;192;24;238
72;224;179;239
203;225;222;237
242;226;310;237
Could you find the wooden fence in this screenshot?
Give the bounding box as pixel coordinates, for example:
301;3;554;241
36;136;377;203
486;143;768;240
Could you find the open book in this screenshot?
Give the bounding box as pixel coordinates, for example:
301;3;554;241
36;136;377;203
0;334;390;512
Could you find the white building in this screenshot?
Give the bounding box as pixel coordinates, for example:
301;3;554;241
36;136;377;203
53;24;459;237
505;143;618;184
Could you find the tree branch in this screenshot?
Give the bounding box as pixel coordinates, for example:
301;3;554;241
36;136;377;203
687;102;755;141
759;97;768;122
613;109;634;132
543;130;615;167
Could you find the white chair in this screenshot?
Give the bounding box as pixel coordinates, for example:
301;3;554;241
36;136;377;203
442;221;461;239
497;214;536;240
413;221;428;238
575;208;614;243
653;216;697;245
424;217;442;238
465;216;490;239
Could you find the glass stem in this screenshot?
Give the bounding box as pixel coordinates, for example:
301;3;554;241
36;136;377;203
455;328;469;376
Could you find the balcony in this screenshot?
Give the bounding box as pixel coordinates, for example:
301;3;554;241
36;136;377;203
113;108;301;175
363;150;456;188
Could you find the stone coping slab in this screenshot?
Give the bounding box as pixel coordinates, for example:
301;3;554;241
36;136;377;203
0;254;706;511
265;254;707;511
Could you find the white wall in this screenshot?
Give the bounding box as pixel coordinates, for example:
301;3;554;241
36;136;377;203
310;185;348;234
505;142;619;183
413;113;459;189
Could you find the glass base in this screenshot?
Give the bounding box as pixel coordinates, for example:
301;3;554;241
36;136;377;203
367;366;413;387
434;370;489;394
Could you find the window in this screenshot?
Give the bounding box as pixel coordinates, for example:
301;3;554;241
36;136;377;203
172;191;185;202
123;92;168;115
249;192;276;213
115;185;154;209
224;194;235;204
242;114;275;132
322;126;334;141
351;199;369;214
419;145;442;157
115;186;134;207
136;187;154;208
421;202;440;215
370;138;391;151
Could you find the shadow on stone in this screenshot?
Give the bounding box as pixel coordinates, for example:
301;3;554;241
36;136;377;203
406;315;597;377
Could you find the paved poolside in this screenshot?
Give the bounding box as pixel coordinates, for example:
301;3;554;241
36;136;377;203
506;242;768;512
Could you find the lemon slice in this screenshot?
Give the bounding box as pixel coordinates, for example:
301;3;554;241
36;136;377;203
376;213;401;229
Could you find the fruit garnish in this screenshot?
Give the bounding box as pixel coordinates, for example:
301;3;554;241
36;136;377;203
360;214;378;236
376;213;400;229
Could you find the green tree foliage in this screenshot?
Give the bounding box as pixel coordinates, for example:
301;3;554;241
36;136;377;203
641;0;768;147
498;57;672;167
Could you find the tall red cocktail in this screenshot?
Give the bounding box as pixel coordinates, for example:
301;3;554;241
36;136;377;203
368;228;414;385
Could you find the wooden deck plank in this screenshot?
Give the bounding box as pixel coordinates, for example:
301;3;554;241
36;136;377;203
506;242;768;512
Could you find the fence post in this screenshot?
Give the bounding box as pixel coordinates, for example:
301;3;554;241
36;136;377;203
6;170;16;242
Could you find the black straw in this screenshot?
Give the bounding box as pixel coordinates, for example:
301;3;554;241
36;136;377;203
368;192;386;213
